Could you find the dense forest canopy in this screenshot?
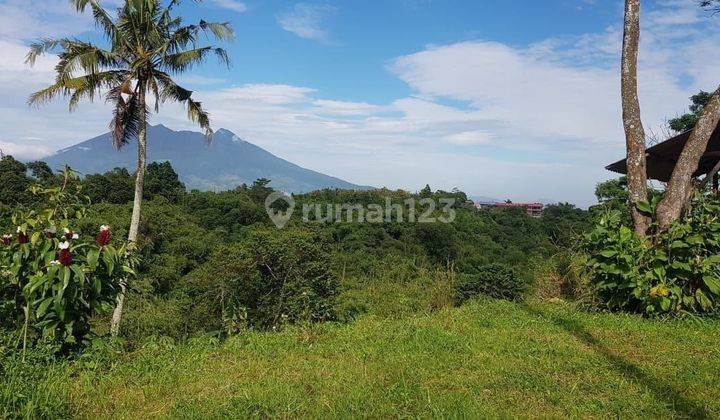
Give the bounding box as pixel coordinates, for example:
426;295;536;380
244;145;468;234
0;156;591;340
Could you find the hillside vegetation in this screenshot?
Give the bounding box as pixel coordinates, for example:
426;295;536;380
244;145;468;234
2;158;718;418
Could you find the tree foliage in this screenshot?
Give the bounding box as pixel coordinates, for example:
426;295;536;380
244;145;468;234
669;91;714;133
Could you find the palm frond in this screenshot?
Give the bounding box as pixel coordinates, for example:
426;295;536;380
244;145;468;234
154;72;192;102
160;24;197;55
55;41;123;80
154;72;212;139
186;97;212;140
198;20;235;41
161;46;229;72
26;39;65;66
28;70;126;108
107;86;147;149
71;0;122;45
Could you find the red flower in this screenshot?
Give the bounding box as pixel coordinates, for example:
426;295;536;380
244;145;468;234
58;241;72;266
16;228;28;244
2;235;11;246
96;225;111;247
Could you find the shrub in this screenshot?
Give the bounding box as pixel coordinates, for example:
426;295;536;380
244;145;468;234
454;263;527;303
335;255;455;320
530;251;592;302
177;228;337;333
0;174;132;352
584;194;720;315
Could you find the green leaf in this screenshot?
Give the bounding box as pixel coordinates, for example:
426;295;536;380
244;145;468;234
103;250;115;275
635;201;652;215
660;297;671;312
670;240;689;249
619;226;633;241
87;249;100;268
704;255;720;266
92;278;102;295
703;276;720;295
599;250;617;258
696;289;713;311
61;266;72;295
71;265;85;284
36;297;54;318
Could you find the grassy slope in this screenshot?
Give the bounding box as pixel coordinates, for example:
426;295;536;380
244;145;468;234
62;300;720;418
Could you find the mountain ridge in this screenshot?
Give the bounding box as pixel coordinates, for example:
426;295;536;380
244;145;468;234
44;125;371;193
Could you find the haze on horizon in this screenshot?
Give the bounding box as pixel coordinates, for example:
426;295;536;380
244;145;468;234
0;0;717;208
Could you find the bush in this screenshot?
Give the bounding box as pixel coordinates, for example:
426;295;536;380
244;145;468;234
0;174;132;352
530;251;592;302
454;263;527;303
584;194;720;315
335;254;455;320
118;292;193;342
177;227;338;333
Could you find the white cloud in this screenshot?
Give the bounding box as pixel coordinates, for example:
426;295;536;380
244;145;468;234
0;0;95;41
1;0;719;206
276;3;336;42
445;131;493;145
0;140;52;160
0;40;56;84
215;84;317;105
313;100;379;116
210;0;248;13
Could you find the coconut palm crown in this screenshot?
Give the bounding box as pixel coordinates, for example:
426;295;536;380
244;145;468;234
26;0;233;147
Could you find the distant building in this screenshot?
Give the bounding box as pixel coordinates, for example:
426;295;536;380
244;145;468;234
475;200;544;218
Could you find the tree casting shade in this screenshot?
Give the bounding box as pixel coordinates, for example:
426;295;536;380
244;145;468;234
606;124;720;182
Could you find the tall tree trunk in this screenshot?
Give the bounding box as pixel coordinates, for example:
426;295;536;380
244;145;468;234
110;90;147;337
621;0;651;237
656;87;720;230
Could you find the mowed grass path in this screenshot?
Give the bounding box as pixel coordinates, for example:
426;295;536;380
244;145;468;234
68;300;720;418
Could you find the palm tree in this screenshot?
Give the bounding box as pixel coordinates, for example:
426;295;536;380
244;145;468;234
26;0;233;335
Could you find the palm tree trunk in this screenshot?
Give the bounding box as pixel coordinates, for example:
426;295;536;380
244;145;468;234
621;0;650;237
111;90;147;336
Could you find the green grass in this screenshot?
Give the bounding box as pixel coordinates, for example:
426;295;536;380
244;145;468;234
5;299;720;418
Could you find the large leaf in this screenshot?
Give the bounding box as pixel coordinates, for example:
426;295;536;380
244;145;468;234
696;289;713;311
36;297;54;318
87;248;100;269
635;201;652;215
703;276;720;295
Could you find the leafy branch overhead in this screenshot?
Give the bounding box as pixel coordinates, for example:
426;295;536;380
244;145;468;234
25;0;234;145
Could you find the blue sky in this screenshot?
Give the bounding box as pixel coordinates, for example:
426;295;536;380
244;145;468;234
175;0;619;103
0;0;718;207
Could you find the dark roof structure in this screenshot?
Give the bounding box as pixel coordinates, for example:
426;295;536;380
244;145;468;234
606;124;720;182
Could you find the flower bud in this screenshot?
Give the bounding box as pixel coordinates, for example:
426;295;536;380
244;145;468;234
16;227;28;244
96;225;111;247
58;241;72;266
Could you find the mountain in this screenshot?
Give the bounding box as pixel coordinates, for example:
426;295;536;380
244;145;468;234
44;125;370;193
